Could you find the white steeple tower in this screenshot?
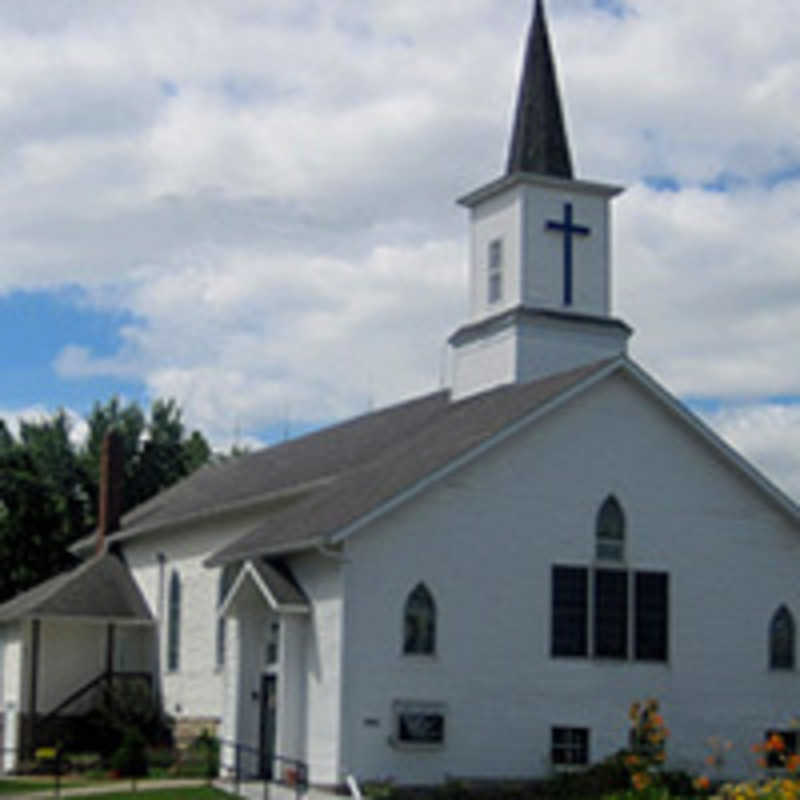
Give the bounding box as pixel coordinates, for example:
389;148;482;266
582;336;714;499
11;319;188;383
449;0;631;400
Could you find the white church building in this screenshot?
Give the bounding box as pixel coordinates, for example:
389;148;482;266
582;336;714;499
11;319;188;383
2;0;800;786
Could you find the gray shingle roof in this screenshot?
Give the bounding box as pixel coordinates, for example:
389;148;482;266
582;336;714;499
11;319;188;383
72;389;451;554
0;553;153;623
206;360;614;566
249;560;309;609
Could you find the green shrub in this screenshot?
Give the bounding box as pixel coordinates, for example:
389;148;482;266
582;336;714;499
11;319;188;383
110;728;149;778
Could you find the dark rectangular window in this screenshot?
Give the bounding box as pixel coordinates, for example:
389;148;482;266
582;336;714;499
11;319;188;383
594;569;628;658
552;727;589;765
765;730;798;768
552;566;588;657
635;571;668;661
396;706;445;745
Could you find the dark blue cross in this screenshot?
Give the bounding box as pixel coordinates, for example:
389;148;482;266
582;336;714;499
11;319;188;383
545;203;591;306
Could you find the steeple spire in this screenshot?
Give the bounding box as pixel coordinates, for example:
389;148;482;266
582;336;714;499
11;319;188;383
506;0;573;178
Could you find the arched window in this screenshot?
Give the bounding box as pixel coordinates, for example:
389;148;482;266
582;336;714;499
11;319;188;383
770;605;795;670
215;564;238;668
167;570;181;671
403;583;436;655
596;495;625;561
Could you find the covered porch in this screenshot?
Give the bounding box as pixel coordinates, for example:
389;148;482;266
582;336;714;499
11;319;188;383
0;553;156;770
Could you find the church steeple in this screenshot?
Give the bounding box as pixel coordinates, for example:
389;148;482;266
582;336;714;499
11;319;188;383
448;1;630;401
506;0;573;178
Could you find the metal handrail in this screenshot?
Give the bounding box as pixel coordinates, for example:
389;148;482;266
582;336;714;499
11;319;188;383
217;738;308;800
40;670;152;724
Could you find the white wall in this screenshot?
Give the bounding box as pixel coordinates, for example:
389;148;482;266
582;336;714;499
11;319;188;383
289;552;344;785
470;189;523;318
123;509;266;723
451;314;629;400
341;371;800;783
1;624;21;772
37;620;106;713
522;184;611;315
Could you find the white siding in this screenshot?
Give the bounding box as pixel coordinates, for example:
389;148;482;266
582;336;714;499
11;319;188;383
290;553;344;785
341;372;800;783
1;624;21;772
37;620;105;713
123;510;266;723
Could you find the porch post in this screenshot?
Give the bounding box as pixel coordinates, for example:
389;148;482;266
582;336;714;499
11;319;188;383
27;618;40;756
105;623;115;711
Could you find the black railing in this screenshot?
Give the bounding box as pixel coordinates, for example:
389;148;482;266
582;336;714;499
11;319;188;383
40;670;152;723
218;738;308;800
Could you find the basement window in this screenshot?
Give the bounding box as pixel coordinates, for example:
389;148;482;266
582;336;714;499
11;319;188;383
552;727;589;766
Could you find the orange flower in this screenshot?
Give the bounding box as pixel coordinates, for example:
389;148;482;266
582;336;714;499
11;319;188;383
624;754;641;768
787;754;800;772
632;771;652;791
768;734;786;752
694;776;711;792
652;714;665;727
752;743;765;754
757;757;768;768
706;755;717;766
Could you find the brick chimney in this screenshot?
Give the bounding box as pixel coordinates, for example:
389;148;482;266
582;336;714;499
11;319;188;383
97;430;124;556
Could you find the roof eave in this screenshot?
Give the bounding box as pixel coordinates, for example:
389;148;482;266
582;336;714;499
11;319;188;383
457;172;624;208
71;477;334;557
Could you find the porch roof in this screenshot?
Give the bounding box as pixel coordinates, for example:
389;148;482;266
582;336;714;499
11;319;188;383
0;552;154;624
220;559;309;616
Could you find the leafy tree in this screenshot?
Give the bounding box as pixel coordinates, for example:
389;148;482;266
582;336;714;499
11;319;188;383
81;397;210;529
0;398;211;602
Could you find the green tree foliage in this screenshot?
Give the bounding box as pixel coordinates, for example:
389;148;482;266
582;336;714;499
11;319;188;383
0;398;211;602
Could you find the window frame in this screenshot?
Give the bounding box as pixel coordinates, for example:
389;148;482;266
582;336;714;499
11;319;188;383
487;238;503;304
595;495;625;562
391;700;447;750
769;605;795;671
551;565;588;657
167;569;181;672
551;565;668;663
403;583;437;656
551;726;590;767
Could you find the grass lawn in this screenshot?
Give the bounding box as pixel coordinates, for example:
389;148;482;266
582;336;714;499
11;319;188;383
65;789;233;800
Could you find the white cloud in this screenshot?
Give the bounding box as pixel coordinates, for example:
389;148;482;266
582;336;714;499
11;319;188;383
701;403;800;502
0;0;797;492
0;405;88;450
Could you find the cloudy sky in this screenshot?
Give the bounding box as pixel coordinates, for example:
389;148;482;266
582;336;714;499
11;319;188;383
1;0;799;500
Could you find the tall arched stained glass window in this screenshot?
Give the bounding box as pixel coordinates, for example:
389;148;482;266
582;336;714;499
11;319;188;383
596;495;625;561
167;570;181;671
403;583;436;655
770;605;795;670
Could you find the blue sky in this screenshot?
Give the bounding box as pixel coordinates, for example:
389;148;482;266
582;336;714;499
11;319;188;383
1;0;800;498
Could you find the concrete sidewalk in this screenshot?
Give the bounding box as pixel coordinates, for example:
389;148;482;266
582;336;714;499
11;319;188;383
2;777;205;799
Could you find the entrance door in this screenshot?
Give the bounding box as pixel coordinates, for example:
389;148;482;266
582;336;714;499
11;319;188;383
259;675;277;780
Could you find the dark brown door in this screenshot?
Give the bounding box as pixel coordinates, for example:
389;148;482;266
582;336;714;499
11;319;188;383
259;675;277;779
